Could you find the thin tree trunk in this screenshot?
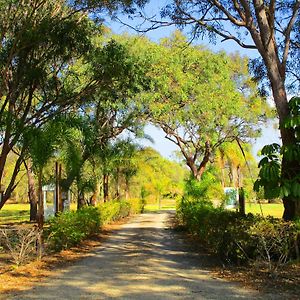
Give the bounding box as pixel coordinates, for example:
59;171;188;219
77;190;85;209
125;177;129;200
115;168;120;200
103;174;109;202
24;160;38;222
90;181;100;206
37;168;44;230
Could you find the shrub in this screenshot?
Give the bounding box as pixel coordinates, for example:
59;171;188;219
128;198;145;214
177;199;300;268
184;170;224;204
46;206;101;251
46;199;143;252
99;200;131;225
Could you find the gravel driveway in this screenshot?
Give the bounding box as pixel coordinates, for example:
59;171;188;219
7;212;277;300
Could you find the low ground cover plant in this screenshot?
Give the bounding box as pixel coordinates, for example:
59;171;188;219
177;198;300;269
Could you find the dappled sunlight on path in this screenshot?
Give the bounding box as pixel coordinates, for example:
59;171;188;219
7;212;272;299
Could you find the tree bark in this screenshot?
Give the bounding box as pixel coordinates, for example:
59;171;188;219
77;190;85;209
267;63;299;220
115;168;120;200
125;177;129;200
250;4;300;219
103;174;109;202
37;168;44;230
24;160;38;222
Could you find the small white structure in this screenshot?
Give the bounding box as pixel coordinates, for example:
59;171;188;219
42;184;55;220
42;185;71;220
224;187;238;209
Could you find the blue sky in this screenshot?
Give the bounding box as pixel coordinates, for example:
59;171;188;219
105;2;280;160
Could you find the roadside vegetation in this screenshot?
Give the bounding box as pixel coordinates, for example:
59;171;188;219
0;2;299;296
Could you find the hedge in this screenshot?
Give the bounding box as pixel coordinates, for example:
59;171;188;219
177;199;300;266
47;199;143;251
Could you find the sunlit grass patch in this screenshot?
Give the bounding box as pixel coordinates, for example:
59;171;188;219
246;203;283;218
0;203;30;224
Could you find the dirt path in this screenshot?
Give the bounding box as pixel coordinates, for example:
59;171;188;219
6;212;279;299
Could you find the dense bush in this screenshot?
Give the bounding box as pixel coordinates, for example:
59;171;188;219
99;198;143;224
47;199;143;251
99;200;131;224
184;172;224;204
128;198;145;214
177;199;300;267
46;206;101;251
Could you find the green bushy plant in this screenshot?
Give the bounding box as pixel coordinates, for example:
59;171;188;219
177;199;300;267
99;199;144;225
99;200;131;225
128;198;144;214
46;206;101;251
184;171;224;205
46;199;143;252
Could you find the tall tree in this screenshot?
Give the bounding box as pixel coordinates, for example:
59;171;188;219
130;32;268;180
58;39;149;207
0;0;97;209
149;0;300;219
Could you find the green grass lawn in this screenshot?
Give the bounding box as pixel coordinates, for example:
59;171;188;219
246;203;283;218
0;201;285;225
0;203;30;224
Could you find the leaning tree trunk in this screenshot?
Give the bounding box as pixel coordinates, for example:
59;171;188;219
24;160;38;222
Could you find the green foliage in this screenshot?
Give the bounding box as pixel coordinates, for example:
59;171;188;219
130;147;187;203
177;200;299;266
99;200;131;224
184;169;224;204
47;206;101;251
255;97;300;200
125;31;268;180
99;198;143;224
36;198;144;251
128;198;144;215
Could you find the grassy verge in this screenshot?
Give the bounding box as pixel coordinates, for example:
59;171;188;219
0;201;286;225
246;203;283;218
0;203;30;224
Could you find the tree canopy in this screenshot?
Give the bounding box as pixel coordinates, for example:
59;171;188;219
119;32;269;180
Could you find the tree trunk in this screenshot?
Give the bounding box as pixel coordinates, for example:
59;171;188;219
24;160;38;222
267;67;300;220
103;174;109;203
36;167;44;258
77;190;85;209
238;187;246;216
196;141;211;180
90;181;100;206
125;177;129;200
37;168;44;230
115;168;120;200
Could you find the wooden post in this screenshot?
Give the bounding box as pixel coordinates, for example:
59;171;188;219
37;168;44;259
58;164;63;212
55;162;59;215
237;165;245;215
